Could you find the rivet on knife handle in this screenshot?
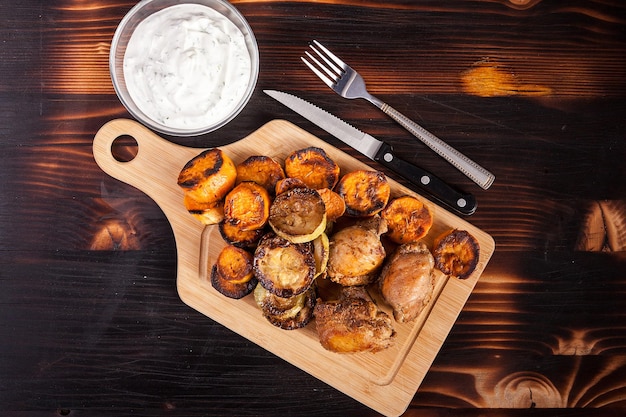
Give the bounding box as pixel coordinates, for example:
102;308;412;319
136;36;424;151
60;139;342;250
375;142;477;216
380;103;495;190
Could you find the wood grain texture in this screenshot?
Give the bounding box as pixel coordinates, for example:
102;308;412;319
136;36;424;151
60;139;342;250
1;0;625;416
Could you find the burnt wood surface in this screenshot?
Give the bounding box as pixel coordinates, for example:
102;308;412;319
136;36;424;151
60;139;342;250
1;0;625;416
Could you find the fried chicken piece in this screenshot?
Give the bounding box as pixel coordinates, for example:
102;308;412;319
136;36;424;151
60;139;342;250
379;242;435;323
326;216;387;286
314;286;395;353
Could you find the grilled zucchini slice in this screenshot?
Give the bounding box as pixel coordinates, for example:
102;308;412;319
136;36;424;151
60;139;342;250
268;187;326;243
253;283;316;330
253;233;316;298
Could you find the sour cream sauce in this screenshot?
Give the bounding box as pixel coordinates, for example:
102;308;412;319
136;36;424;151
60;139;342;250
123;4;252;130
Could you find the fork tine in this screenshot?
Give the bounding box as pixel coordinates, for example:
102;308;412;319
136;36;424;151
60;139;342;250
312;40;349;72
301;55;335;88
309;43;343;76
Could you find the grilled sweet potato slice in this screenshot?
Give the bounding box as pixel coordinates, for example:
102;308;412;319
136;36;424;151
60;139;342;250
236;155;285;194
268;187;327;243
335;170;390;217
275;177;307;195
316;188;346;223
211;245;257;299
381;195;433;244
253;233;316;298
432;229;480;279
178;148;237;203
223;181;271;231
218;220;265;248
183;193;225;225
284;147;340;190
254;283;316;330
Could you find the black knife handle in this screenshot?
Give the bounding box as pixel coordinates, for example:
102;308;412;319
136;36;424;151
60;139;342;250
374;142;477;216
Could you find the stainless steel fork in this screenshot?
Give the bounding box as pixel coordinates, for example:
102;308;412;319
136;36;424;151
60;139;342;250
302;40;495;190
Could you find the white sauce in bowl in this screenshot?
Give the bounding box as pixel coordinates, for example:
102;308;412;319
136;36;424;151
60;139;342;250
123;4;252;130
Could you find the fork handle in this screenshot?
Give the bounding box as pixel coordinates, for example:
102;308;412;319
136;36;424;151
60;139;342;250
379;103;495;190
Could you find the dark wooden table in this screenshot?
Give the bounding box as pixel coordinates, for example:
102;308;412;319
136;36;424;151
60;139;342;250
2;1;625;416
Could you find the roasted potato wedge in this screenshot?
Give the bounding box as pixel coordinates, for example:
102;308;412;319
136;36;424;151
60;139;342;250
254;283;316;330
211;245;257;299
314;286;395;353
223;181;271;231
284;147;340;190
218;220;265;248
432;229;480;279
381;195;433;244
177;148;237;203
335;170;390;217
253;233;316;298
183;193;225;225
326;216;387;286
316;188;346;223
236;155;285;194
268;187;327;243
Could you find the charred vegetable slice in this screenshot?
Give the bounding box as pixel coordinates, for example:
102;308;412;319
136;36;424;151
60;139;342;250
177;148;237;204
253;283;316;330
268;187;326;243
236;155;285;194
381;195;433;244
284;147;340;190
253;233;316;298
316;188;346;223
211;245;257;299
335;170;390;217
183;193;225;225
223;181;271;231
432;229;480;279
218;220;265;248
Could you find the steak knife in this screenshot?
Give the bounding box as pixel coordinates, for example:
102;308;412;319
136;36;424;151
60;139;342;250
265;89;476;215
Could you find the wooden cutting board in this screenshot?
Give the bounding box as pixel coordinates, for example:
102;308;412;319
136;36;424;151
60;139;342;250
93;118;495;417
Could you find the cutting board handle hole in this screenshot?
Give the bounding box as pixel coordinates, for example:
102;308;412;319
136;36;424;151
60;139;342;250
111;135;138;162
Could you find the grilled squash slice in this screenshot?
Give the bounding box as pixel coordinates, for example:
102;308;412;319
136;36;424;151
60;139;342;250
236;155;285;194
268;187;327;243
253;233;316;298
432;229;480;279
335;170;390;217
312;232;330;278
254;283;316;330
381;196;433;244
211;245;257;299
314;286;395;353
183;193;225;225
223;181;271;232
284;147;340;190
177;148;237;204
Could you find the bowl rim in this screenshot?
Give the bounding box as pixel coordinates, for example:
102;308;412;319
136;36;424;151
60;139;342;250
109;0;260;137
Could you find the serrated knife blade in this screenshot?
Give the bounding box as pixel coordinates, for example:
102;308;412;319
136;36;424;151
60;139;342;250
265;89;477;215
